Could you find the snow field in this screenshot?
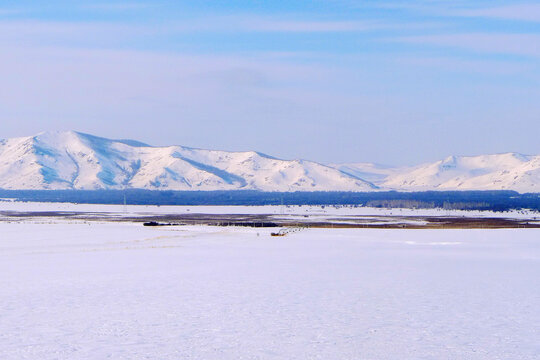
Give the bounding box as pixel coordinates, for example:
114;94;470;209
1;201;539;219
0;223;538;359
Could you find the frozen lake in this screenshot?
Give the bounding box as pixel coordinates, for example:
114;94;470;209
1;222;538;359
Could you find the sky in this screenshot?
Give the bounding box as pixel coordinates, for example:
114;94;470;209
0;0;539;165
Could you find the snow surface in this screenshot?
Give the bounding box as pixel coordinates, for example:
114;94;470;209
1;200;539;219
0;131;374;191
2;131;539;192
0;221;538;359
337;153;540;193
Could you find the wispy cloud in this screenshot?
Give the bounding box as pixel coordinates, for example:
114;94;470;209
359;0;477;13
82;3;153;11
454;3;540;22
0;20;152;48
0;8;21;16
0;17;388;46
0;0;538;163
398;33;540;58
396;55;533;76
366;1;540;23
163;15;390;33
228;18;380;33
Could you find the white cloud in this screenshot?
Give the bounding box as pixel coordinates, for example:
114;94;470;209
396;55;533;76
229;18;380;32
0;45;390;161
82;3;153;11
0;20;161;50
159;15;388;33
455;3;540;22
364;1;540;23
0;8;21;15
0;39;538;164
0;17;387;51
398;33;540;58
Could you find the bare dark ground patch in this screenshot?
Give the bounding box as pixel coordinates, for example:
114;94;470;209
1;211;539;229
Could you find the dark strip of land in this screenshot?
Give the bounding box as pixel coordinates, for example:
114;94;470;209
1;190;540;211
1;211;539;229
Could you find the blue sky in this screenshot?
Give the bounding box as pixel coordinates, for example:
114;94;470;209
1;0;539;165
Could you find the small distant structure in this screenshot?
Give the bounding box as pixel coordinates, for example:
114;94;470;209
271;226;306;236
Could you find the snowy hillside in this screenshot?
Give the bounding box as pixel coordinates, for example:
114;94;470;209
331;162;400;183
0;131;375;191
337;153;540;193
1;131;538;192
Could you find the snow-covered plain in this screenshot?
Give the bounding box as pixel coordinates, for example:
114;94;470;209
1;220;538;359
2;200;539;219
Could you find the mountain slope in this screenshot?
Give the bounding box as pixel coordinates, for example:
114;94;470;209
331;162;400;184
0;131;376;191
335;153;540;193
2;131;538;193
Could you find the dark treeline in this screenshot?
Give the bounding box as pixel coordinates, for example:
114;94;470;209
1;190;540;211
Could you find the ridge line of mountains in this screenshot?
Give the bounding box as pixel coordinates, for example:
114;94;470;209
0;131;538;193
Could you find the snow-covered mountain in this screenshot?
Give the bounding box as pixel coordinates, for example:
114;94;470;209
331;162;399;184
1;131;538;192
0;131;375;191
336;153;540;193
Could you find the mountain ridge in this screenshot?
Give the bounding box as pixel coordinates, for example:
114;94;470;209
1;131;539;193
0;131;376;191
335;152;540;193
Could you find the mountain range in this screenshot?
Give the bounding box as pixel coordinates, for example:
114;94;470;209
0;131;538;193
334;153;540;193
0;131;374;192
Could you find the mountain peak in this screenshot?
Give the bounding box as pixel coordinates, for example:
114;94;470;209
348;153;540;193
34;130;80;139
